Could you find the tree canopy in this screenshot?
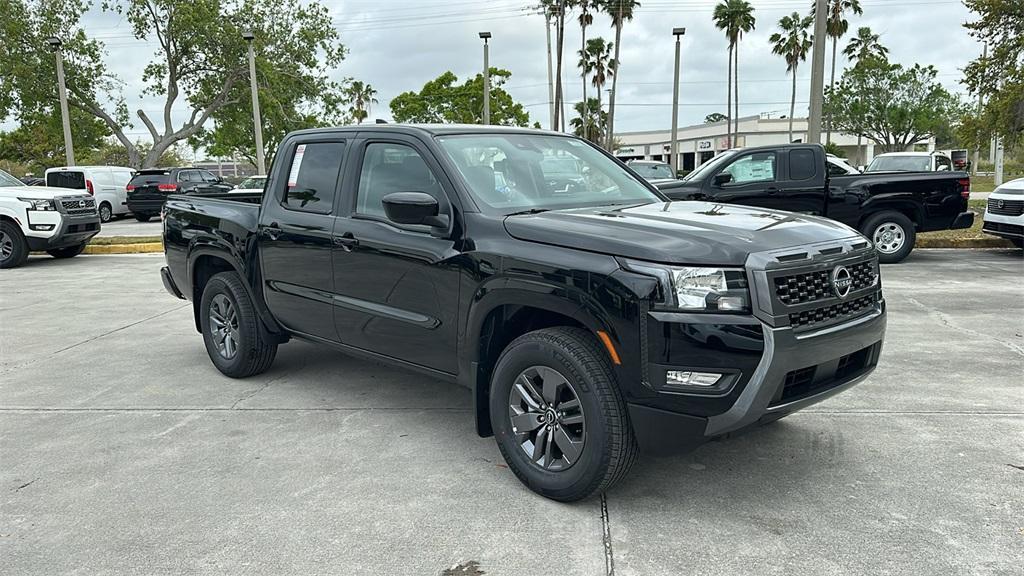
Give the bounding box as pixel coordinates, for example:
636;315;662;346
389;69;534;127
825;60;965;152
961;0;1023;146
0;106;110;174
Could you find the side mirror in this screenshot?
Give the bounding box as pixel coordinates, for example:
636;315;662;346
713;173;733;186
382;192;449;229
857;165;866;172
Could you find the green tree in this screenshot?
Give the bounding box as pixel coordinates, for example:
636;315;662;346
390;69;532;126
842;26;889;67
704;112;728;123
962;0;1023;147
811;0;862;144
825;60;965;153
0;0;345;168
0;106;110;174
345;81;378;124
602;0;640;150
570;97;607;144
84;139;187;168
770;12;814;142
713;0;756;144
578;37;616;139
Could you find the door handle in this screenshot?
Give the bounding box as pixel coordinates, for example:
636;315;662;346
333;232;359;252
765;187;780;195
264;222;282;240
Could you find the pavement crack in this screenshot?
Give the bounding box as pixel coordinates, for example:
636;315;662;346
601;492;615;576
230;373;289;409
13;478;38;491
905;297;1024;357
1008;464;1024;472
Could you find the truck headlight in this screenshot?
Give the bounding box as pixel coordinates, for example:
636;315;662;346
18;197;56;211
621;260;750;312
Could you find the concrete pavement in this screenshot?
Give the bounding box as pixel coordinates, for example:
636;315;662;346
1;250;1022;575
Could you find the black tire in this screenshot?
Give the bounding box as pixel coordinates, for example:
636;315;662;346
134;214;152;222
46;243;87;259
0;220;29;269
489;327;638;502
1011;237;1023;249
861;211;916;264
199;271;277;378
98;202;113;223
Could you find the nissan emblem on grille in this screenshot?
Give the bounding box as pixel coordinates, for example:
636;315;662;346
997;198;1005;209
832;265;853;298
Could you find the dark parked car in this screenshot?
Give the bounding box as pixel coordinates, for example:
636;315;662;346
161;125;887;501
656;144;974;263
126;167;233;221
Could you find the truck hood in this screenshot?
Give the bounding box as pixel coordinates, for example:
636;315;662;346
0;185;82;199
503;201;862;265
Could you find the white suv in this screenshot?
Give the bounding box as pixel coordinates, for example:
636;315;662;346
45;165;134;223
0;169;100;268
983;177;1024;249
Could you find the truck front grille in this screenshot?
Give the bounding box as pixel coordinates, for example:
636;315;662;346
987;198;1024;216
774;260;877;305
58;197;97;215
789;292;880;329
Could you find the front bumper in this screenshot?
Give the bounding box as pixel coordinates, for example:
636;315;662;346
25;212;101;251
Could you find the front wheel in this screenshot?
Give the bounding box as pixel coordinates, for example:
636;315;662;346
0;221;29;269
862;211;916;264
489;327;638;502
46;243;87;259
199;271;278;378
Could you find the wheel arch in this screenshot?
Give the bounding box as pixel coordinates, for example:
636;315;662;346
858;201;923;231
189;249;286;341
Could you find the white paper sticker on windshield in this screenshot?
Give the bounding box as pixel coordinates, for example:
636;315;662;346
287;144;306;187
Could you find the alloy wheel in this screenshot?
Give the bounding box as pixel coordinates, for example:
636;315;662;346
873;222;906;255
209;294;240;359
0;230;12;261
99;205;112;222
508;365;586;471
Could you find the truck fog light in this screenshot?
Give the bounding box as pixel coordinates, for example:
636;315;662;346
666;371;722;387
715;296;746;311
30;224;55;231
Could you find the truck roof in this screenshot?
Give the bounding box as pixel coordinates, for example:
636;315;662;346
287;124;561;138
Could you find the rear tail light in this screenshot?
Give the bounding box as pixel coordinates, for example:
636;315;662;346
126;184;135;192
157;184;178;192
86;180;94;195
958;178;970;200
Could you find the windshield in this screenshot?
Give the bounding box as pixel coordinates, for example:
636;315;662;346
630;163;674;179
683;150;738;182
436;133;660;214
238;176;266;189
0;169;24;187
867;155;930;172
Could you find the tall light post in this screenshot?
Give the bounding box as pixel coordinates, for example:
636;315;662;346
241;30;266;175
47;37;75;167
479;32;492;125
670;27;685;175
807;0;828;143
544;10;555;130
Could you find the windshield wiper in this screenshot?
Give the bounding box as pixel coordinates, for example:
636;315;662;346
505;208;551;216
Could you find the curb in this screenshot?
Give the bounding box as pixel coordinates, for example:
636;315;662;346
84;242;163;254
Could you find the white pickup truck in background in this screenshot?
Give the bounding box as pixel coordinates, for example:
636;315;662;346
0;169;100;269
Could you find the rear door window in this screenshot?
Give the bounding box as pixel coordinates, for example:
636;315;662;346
789;149;817;181
284;142;345;214
47;171;86;190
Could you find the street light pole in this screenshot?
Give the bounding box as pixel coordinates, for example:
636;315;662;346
807;0;828;143
480;32;492;125
47;37;75;167
544;12;555;130
242;30;266;175
670;28;685;175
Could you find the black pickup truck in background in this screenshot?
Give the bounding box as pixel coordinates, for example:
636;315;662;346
656;144;974;263
160;125;886;501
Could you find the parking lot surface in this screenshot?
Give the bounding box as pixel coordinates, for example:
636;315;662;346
2;249;1022;575
95;217;164;237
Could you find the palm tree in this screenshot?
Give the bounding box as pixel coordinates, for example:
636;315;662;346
843;26;889;67
570;98;606;143
579;37;616;117
544;0;569;131
770;12;814;142
345;81;378;124
603;0;640;151
713;0;756;144
811;0;862;143
577;0;596;109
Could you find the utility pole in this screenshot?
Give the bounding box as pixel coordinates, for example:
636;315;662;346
994;138;1005;187
480;32;492;125
47;37;75;166
544;10;555;130
670;28;685;174
241;30;266;175
807;0;828;143
972;42;987;175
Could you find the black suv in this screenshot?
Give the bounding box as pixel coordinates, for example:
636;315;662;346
126;167;233;221
160;126;887;501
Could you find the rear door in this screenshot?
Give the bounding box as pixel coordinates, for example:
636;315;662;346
176;170;202;194
258;138;348;340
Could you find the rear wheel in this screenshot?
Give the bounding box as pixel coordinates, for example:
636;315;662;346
134;214;152;222
47;243;87;259
98;202;113;223
862;211;916;264
0;221;29;269
199;271;278;378
1011;237;1023;249
489;327;638;502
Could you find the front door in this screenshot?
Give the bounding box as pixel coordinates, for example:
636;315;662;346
705;150;783;210
332;137;461;374
259;140;347;340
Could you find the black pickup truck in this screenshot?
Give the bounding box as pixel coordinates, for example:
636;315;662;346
656;144;974;263
160;125;887;501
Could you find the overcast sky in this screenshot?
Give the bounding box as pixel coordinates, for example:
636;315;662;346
19;0;983;150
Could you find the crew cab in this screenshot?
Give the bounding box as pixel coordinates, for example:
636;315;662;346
160;126;887;501
126;167;233;221
656;144;973;263
0;169;100;268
